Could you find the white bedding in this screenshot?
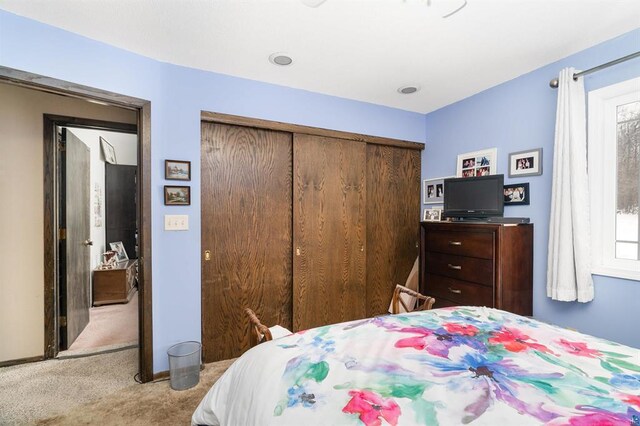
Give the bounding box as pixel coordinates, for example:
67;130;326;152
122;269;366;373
192;340;297;426
192;307;640;426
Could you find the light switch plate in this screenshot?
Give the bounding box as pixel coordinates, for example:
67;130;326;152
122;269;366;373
164;214;189;231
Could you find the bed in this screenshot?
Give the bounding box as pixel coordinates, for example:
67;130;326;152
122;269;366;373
192;306;640;425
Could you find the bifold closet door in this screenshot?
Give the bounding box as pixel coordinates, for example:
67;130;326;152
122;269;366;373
201;122;293;362
293;134;367;331
366;145;421;316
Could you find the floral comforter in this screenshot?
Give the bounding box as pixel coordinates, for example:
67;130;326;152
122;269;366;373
192;307;640;425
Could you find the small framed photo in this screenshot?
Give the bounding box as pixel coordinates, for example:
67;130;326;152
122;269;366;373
508;148;542;177
457;148;497;177
503;183;530;206
164;185;191;206
423;208;442;222
100;137;117;164
165;160;191;181
109;241;128;262
423;176;453;204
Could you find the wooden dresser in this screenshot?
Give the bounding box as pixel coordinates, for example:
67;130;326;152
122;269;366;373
419;222;533;316
92;259;137;306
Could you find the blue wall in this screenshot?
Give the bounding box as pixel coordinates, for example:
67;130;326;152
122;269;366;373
423;29;640;348
0;11;426;372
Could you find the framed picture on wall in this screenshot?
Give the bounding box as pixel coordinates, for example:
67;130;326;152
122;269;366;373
423;176;454;204
456;148;497;177
503;183;530;206
165;159;191;181
509;148;543;177
164;185;191;205
100;137;117;164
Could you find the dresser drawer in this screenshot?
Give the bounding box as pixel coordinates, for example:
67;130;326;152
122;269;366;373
424;229;495;259
425;251;494;286
425;273;494;307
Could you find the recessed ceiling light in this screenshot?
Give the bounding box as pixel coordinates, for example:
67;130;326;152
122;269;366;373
398;86;420;94
269;53;293;66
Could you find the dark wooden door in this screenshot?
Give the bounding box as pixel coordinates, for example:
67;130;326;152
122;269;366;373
293;134;367;331
105;164;137;259
366;145;421;316
59;128;91;349
201;122;293;362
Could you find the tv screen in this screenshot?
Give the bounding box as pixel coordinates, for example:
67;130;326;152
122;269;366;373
443;174;504;219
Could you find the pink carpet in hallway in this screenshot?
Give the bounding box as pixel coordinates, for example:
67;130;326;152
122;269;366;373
67;291;138;352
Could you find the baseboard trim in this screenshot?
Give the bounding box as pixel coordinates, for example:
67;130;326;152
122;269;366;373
153;370;170;381
0;355;44;368
56;343;138;360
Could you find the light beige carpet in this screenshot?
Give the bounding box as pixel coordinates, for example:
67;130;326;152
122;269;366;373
65;291;139;353
38;359;234;426
0;348;138;425
0;348;234;425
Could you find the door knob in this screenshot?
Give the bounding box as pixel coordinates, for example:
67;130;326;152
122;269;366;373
83;239;93;246
204;250;211;261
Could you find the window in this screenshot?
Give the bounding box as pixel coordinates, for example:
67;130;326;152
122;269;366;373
588;77;640;281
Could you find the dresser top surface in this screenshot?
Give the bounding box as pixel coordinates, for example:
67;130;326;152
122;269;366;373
94;259;137;272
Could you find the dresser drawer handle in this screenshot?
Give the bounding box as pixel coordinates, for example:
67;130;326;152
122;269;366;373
448;287;462;294
448;241;462;246
447;264;462;270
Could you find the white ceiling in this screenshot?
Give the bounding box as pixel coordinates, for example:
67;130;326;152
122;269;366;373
2;0;639;113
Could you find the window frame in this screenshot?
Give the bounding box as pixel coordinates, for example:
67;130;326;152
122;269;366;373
588;77;640;281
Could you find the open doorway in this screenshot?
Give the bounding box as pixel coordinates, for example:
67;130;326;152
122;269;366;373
0;66;153;382
53;125;139;356
41;116;139;359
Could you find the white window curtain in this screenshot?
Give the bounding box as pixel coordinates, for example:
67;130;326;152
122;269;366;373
547;67;594;302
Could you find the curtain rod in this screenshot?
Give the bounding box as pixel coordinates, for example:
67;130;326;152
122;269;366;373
549;51;640;88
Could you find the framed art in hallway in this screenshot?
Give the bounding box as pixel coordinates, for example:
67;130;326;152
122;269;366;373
504;183;530;206
100;137;117;164
508;148;542;177
456;148;497;177
164;185;191;205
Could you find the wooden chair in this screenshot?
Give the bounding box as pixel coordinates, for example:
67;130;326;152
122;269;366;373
245;308;273;347
391;285;436;314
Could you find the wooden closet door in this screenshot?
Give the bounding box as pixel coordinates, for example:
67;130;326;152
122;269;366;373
293;134;366;331
366;145;421;316
201;122;292;362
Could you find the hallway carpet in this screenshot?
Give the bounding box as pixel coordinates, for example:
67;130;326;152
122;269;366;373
65;290;139;354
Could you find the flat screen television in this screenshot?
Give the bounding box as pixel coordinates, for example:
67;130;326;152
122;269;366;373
443;174;504;219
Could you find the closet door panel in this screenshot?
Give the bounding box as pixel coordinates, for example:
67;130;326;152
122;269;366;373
293;134;366;331
201;122;292;362
366;145;421;316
